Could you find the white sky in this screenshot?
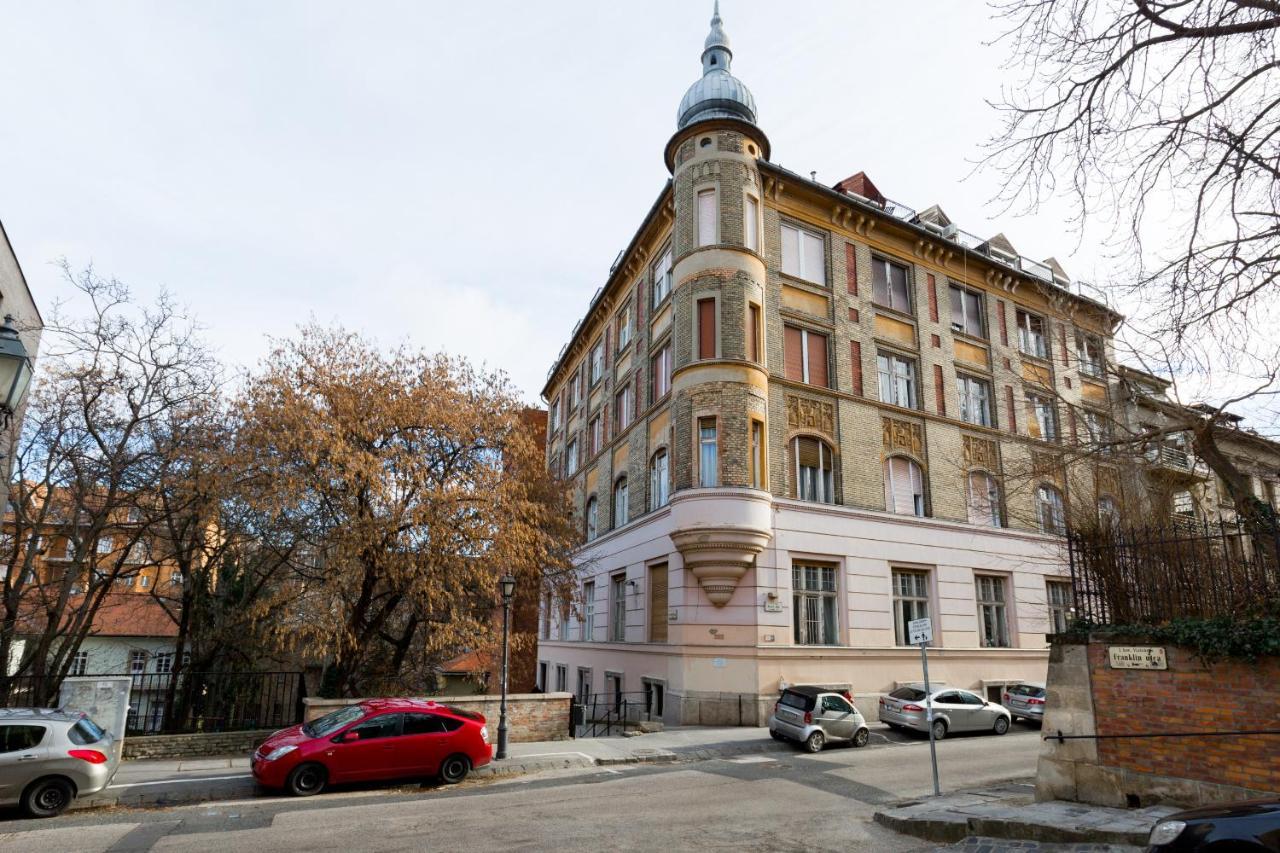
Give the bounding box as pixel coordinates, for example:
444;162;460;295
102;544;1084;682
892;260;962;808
0;0;1129;404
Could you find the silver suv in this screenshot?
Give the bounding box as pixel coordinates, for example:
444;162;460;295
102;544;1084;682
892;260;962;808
0;708;119;817
768;686;870;753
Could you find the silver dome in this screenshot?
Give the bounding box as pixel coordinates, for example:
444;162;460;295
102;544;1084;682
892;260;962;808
677;2;758;130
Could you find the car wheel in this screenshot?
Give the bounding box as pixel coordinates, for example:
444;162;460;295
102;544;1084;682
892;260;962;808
803;731;825;753
286;762;327;797
930;719;947;741
439;754;471;784
21;777;75;818
769;730;783;741
993;716;1010;736
852;728;870;748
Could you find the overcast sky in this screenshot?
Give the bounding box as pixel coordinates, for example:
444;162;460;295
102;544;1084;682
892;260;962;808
2;0;1121;404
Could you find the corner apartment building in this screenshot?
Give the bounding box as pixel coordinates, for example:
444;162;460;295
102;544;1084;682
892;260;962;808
537;6;1123;724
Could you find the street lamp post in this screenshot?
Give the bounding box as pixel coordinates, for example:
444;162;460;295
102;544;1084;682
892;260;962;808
496;573;516;760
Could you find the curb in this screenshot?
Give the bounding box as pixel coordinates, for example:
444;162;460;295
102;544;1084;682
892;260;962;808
872;808;1150;847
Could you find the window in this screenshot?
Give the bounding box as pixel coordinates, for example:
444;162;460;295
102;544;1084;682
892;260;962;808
872;258;912;312
649;449;669;509
1076;334;1104;378
792;564;839;646
610;574;626;642
877;352;917;408
780;223;826;285
568;371;581;408
555;664;568;692
651;345;672;401
565;439;579;476
589;340;605;386
537;661;548;690
351;713;402;741
1172;490;1196;517
750;420;765;490
557;600;570;641
403;713;449;735
588;415;602;455
585;497;598;541
70;651;88;676
170;570;183;587
153;652;173;674
540;594;551;639
884;456;926;516
648;564;668;643
744;195;760;252
97;536;113;555
697;188;717;246
967;471;1002;527
615;385;632;432
1083;410;1110;449
792;437;834;503
617;302;633;350
62;538;75;560
549;396;560;433
892;570;930;646
643;679;665;717
748;304;762;363
577;668;592;702
1097;495;1120;527
129;650;147;676
138;573;151;589
652;247;673;307
582;582;595;641
1036;484;1066;534
0;725;46;753
976;576;1010;648
1016;310;1047;358
697;298;716;359
613;477;629;528
698;418;718;487
1026;393;1058;441
783;326;829;387
957;375;992;426
949;285;985;337
1046;581;1073;633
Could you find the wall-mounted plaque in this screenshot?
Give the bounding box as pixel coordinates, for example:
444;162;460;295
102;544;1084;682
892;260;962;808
1108;646;1167;670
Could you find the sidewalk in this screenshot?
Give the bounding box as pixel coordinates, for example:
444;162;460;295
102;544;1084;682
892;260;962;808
874;782;1178;848
77;726;789;812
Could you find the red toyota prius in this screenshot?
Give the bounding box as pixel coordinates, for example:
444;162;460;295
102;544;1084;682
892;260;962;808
251;699;493;796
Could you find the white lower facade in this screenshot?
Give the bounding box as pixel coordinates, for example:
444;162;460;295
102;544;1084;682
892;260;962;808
538;490;1066;726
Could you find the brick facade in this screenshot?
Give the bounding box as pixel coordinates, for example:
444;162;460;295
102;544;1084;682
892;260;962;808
302;693;573;743
122;728;276;760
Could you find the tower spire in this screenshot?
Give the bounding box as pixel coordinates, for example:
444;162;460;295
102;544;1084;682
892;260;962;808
703;0;732;73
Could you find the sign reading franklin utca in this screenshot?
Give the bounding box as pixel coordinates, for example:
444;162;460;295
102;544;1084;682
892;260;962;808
1108;646;1168;670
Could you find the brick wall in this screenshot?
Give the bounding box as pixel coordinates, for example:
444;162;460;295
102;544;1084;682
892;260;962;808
302;692;573;743
123;729;276;760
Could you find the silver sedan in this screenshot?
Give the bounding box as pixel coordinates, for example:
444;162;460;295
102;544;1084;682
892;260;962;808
878;686;1011;740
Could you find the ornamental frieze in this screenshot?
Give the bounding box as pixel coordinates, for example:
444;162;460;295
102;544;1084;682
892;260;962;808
963;435;999;470
881;417;923;456
786;395;834;437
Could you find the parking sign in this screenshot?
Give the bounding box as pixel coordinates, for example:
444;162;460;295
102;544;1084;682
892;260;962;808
908;617;933;645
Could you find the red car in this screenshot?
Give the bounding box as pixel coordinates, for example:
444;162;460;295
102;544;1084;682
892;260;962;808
251;699;492;796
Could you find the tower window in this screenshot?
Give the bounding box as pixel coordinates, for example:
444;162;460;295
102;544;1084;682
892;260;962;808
700;137;712;148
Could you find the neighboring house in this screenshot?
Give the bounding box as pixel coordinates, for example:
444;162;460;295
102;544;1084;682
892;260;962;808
433;650;493;696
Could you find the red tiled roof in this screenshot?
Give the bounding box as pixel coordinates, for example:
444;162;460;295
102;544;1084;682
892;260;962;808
87;594;177;638
437;649;494;674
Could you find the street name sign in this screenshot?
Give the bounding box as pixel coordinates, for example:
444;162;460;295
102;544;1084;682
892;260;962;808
1108;646;1167;670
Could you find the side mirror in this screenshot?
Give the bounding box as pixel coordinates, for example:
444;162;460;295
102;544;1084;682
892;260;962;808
339;730;361;743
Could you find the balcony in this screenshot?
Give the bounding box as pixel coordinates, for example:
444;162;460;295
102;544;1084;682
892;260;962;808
1144;445;1209;479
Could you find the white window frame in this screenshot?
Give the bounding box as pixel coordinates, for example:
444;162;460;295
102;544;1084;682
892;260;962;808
1076;334;1104;378
585;496;598;541
653;345;672;400
1017;309;1048;359
589;340;605;387
949;284;985;337
1028;393;1058;441
129;650;147;676
792;564;840;646
877;352;917;409
892;569;931;647
613;477;629;528
70;651;89;676
750;420;765;490
616;302;633;350
649;449;670;510
966;470;1003;527
1036;484;1066;534
976;575;1011;648
610;574;626;642
1046;580;1073;633
957;374;992;427
565;439;579;476
744;194;760;252
582;582;595;641
698;417;718;488
872;257;912;312
615;385;632;432
652;247;673;308
588;415;602;456
780;223;826;285
792;437;834;504
697;187;717;247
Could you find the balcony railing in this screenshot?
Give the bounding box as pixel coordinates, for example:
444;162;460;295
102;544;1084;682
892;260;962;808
1145;444;1191;471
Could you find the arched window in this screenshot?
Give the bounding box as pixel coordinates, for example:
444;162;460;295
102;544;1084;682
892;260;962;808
966;471;1002;527
1036;484;1066;534
613;477;629;528
585;497;598;541
884;456;925;517
791;436;834;503
649;449;669;510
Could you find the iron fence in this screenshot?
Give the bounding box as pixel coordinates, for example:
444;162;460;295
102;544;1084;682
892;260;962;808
0;670;305;735
1067;517;1280;626
574;690;656;737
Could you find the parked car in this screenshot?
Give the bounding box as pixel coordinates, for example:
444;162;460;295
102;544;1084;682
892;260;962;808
251;699;492;797
768;686;870;753
1147;798;1280;851
1002;682;1047;726
878;685;1011;740
0;708;118;818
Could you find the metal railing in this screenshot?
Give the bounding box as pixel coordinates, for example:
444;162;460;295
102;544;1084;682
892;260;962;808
0;670;305;735
574;690;656;737
1144;444;1192;471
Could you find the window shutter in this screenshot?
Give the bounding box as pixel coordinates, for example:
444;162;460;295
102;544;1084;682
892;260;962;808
797;436;821;468
745;196;759;251
845;242;858;295
927;274;939;322
698;298;716;359
697;188;717;246
806;332;828;387
850;340;863;396
803;232;825;285
933;364;946;416
781;225;800;277
648;564;668;643
784;326;804;381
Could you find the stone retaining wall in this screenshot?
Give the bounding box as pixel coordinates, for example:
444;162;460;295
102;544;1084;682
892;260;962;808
303;692;573;742
123;729;277;760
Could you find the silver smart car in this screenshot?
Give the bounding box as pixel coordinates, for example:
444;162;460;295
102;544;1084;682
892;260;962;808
0;708;119;817
878;685;1011;740
768;686;870;753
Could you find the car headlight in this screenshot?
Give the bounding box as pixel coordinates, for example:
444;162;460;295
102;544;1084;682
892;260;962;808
1148;820;1187;846
264;744;298;762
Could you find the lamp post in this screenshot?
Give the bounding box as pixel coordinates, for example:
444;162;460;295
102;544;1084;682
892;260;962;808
496;573;516;760
0;316;34;430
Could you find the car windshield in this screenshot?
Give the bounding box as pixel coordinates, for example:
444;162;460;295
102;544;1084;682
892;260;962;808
889;687;926;701
1009;684;1046;698
68;717;106;745
303;705;366;738
779;691;815;712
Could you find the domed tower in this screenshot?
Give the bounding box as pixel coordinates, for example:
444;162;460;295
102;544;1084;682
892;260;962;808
665;2;773;608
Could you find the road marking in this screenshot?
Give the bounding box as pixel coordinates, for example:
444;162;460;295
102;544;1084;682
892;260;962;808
728;755;774;764
108;773;252;789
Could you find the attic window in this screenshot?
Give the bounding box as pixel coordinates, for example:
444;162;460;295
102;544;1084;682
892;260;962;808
710;56;717;66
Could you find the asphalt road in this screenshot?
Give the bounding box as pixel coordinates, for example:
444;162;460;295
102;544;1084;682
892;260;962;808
0;726;1041;852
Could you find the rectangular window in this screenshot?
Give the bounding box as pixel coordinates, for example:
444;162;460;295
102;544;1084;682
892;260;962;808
557;600;570;641
744;195;760;252
780;223;826;285
652;247;673;307
589;340;605;386
648;563;668;643
784;325;828;386
588;416;602;455
892;570;931;647
153;652;173;674
1076;334;1104;378
568;371;581;408
610;574;626;642
949;285;985;337
555;664;568;692
748;304;761;363
697;188;717;246
540;594;551;640
697;298;716;359
792;564;839;646
70;651;88;676
651;345;672;401
615;386;632;432
749;420;765;490
129;650;147;675
877;352;917;409
872;258;912;312
565;439;579;475
698;417;718;487
577;668;592;703
617;302;632;350
1026;393;1058;441
582;581;595;642
976;576;1011;648
794;436;834;503
97;536;113;555
549;395;560;433
1016;310;1048;359
957;374;992;426
1046;580;1073;633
